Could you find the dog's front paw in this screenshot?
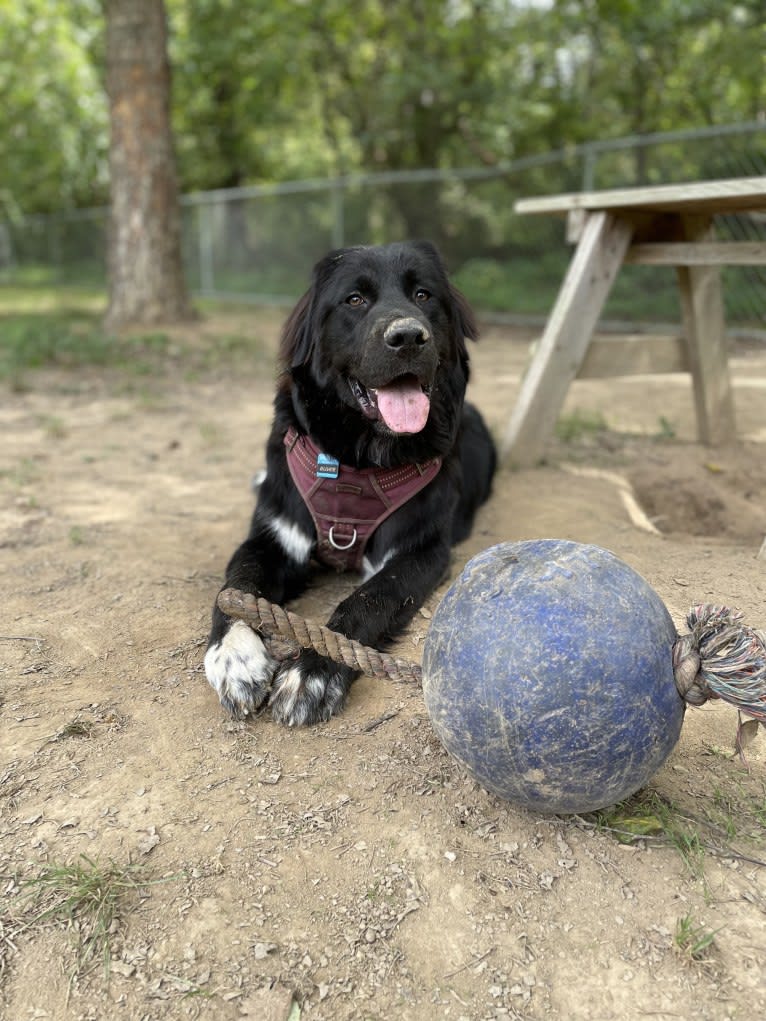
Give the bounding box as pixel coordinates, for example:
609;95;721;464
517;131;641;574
269;652;355;727
204;620;277;719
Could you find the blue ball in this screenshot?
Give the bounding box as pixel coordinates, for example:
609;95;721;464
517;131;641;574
422;540;684;814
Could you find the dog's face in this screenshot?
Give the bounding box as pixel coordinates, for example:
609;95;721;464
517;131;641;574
281;241;476;439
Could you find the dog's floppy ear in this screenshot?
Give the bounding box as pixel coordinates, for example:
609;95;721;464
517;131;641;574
279;287;314;370
448;282;478;346
280;248;351;371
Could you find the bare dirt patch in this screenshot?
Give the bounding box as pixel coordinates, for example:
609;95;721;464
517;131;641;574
2;314;766;1020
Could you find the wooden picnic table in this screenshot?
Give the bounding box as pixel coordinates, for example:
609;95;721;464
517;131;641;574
501;176;766;466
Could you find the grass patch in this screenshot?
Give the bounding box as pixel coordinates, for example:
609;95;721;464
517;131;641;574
0;312;111;379
0;311;176;386
674;913;721;966
702;773;766;839
198;421;223;446
555;408;608;443
589;790;708;879
0;288;276;387
0;281;106;313
38;414;68;439
14;855;162;978
55;716;95;740
655;415;677;440
589;778;766;892
0;457;42;488
68;525;87;546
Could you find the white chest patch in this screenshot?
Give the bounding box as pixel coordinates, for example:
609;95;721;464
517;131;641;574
269;514;314;564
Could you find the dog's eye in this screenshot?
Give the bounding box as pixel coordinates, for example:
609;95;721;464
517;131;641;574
346;293;366;307
414;288;431;304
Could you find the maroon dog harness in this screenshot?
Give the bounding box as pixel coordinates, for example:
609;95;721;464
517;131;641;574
284;426;442;572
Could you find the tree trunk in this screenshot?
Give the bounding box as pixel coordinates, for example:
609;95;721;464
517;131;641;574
104;0;194;329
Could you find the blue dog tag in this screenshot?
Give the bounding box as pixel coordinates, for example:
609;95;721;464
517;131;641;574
316;452;340;479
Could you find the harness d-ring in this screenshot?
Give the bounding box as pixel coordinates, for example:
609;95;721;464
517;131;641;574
328;526;357;551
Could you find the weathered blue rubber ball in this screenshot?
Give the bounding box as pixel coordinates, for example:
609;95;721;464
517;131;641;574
422;540;684;814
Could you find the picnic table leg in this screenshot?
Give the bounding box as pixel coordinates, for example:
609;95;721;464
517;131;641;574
676;215;736;445
501;210;633;467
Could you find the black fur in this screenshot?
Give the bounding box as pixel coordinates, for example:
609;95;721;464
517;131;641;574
205;241;496;725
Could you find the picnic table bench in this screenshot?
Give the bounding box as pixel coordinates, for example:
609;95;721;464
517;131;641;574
501;176;766;466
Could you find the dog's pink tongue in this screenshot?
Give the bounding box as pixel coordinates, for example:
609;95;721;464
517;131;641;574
375;380;430;434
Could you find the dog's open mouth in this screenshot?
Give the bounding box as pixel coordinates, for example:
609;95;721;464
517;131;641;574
349;375;431;434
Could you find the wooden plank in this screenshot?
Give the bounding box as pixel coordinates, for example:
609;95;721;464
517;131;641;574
577;334;688;378
514;175;766;217
566;208;587;244
626;240;766;265
676;215;736;445
501;211;633;466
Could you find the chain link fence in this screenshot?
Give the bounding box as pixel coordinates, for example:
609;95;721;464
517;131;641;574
2;121;765;328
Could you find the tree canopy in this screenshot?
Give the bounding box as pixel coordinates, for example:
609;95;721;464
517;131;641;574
1;0;763;215
0;0;108;217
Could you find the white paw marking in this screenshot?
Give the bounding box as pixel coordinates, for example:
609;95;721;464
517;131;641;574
269;664;305;719
269;664;347;727
268;514;314;564
204;620;276;716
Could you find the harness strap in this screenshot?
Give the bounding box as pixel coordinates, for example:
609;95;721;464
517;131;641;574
283;426;442;571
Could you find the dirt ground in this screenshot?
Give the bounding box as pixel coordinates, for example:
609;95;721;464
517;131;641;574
2;309;766;1021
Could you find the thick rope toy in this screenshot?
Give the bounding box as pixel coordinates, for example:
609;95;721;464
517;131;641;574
217;589;423;684
217;588;766;724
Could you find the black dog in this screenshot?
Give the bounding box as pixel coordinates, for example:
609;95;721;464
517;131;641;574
205;241;496;725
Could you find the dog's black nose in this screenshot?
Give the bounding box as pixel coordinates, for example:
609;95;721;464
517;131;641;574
384;317;430;352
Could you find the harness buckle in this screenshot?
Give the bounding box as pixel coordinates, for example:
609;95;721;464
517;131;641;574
328;526;357;551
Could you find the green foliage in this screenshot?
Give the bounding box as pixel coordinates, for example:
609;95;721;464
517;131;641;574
453;252;570;316
1;1;764;217
0;0;108;215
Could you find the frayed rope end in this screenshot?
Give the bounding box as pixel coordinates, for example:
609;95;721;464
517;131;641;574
673;604;766;723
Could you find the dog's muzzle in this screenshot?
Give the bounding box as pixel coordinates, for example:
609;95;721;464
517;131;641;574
382;316;432;353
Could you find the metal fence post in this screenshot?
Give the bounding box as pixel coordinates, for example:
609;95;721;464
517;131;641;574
198;201;215;295
48;215;63;282
581;144;597;192
331;182;345;249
